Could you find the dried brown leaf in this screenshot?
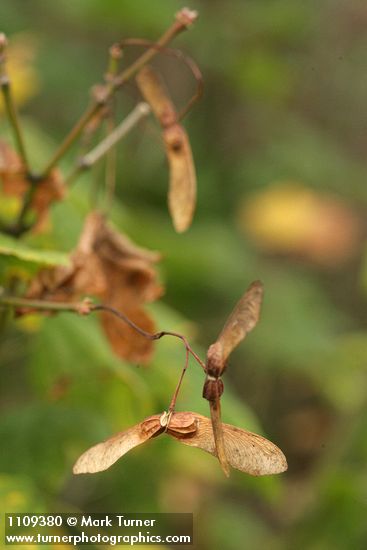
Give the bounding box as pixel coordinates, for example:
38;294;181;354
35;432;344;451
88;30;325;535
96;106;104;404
0;140;65;228
100;302;156;364
0;140;22;178
24;211;163;362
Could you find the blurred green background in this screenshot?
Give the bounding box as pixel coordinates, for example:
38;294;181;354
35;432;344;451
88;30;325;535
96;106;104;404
1;1;367;548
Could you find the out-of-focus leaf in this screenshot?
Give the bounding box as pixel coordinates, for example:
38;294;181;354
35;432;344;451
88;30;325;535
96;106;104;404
119;208;259;321
232;49;294;101
0;403;99;490
311;332;367;412
361;245;367;295
0;474;45;514
239;113;367;202
239;182;364;267
0;140;66;230
28;310;154;424
245;273;346;369
0;33;40;111
0;232;69;266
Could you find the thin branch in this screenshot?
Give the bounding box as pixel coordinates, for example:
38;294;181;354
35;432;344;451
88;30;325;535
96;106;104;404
168;345;190;412
104;109;117;213
13;172;43;231
41;103;101;179
81;103;151;169
92;303;206;371
40;8;198;178
121;38;204;120
104;44;122;212
64;102;151;186
113;9;198;89
105;43;123;83
0;294;91;314
0;294;206;372
0;33;30;173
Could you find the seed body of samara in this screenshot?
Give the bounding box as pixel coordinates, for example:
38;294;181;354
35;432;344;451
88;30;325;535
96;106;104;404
73;411;287;476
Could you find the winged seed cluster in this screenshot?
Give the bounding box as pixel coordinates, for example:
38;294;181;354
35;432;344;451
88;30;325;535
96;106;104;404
74;281;288;477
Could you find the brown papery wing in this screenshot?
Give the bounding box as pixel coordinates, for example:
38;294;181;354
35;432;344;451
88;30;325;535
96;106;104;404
216;280;264;362
169;413;287;476
209;400;230;477
73;416;161;474
164;124;196;233
136;65;196;233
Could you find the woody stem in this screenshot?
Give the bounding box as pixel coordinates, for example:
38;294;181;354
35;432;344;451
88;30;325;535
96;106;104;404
92;304;206;370
0;33;30;174
168;346;190;412
0;295;206;383
0;295;88;313
64;102;151;186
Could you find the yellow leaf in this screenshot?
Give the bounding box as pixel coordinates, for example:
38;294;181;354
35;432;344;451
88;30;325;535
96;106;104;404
0;33;40;111
239;181;363;267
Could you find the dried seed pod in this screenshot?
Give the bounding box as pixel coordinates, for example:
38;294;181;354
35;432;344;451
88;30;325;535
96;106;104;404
73;411;287;476
136;66;196;232
203;281;264;475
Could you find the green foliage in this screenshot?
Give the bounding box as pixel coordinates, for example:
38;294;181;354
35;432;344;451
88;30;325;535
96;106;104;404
0;232;69;266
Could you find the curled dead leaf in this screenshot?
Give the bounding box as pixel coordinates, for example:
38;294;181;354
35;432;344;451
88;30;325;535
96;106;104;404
0;140;65;230
24;211;163;363
100;302;156;364
136;66;196;233
73;411;287;476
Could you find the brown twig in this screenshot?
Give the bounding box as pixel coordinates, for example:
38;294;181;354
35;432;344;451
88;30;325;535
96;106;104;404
0;33;31;173
79;45;123;155
103;44;122;212
64;102;151;186
80;103;151;168
120;38;203;120
0;293;206;372
105;43;123;83
0;294;92;314
91;303;206;371
168;346;190;411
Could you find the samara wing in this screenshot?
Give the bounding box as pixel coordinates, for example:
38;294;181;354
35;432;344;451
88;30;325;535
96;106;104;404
73;415;162;474
209;400;230;477
168;413;287;476
216;280;264;362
